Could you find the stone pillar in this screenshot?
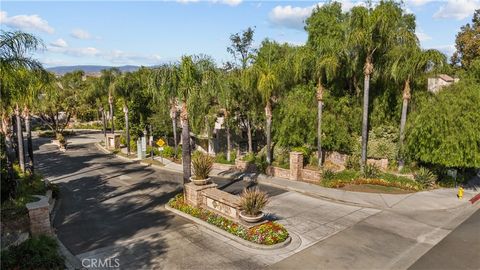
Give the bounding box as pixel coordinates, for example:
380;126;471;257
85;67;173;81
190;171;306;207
290;152;303;181
106;134;120;149
26;196;52;236
184;182;218;207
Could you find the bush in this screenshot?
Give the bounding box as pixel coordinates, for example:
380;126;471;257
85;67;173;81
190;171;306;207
345;155;360;170
192;153;214;180
161;145;175;158
242;152;256;163
239;188;269;216
414;167;437;188
214;152;236;165
322;169;335;181
254;153;269;174
363;164;380;178
1;235;65;270
146;146;160;156
291;146;311;164
168;194;288;245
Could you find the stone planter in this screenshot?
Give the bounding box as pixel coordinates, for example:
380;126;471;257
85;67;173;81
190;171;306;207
239;211;264;223
189;176;211;186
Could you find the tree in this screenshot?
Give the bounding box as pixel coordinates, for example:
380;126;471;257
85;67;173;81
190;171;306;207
113;72;140;155
0;30;43;196
406;79;480;168
389;44;446;169
254;40;291;164
305;2;347;167
227;27;257;153
451;9;480;69
348;1;417;170
98;68;120;134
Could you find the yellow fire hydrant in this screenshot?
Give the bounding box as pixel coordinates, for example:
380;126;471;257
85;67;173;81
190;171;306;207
457;187;464;199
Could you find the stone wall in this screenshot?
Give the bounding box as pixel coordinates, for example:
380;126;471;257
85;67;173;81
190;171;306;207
265;152;322;183
235;159;257;172
300;169;321;182
367;158;389;171
267;166;290;179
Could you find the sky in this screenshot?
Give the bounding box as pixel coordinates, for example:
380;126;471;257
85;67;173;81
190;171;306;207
1;0;478;67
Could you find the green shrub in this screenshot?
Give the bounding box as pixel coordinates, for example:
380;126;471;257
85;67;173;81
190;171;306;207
129;139;137;152
322;169;335;181
363;164;380;178
192;153;214;180
345;155;360;170
254;153;269;173
1;235;65;270
146;146;160;156
161;145;175;158
291;146;311;164
414;167;437;188
242;152;256;163
239;188;269;216
214;152;236;165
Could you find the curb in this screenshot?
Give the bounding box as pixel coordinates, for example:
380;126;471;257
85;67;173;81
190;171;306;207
165;204;292;250
54;233;85;270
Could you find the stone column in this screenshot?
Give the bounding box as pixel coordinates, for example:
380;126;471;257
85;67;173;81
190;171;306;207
26;196;52;236
184;182;218;207
290;152;303;181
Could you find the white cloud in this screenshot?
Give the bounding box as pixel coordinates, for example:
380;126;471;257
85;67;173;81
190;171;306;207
269;1;365;29
433;0;480;20
70;29;92;40
50;38;68;48
432;44;456;56
0;11;54;34
269;4;319;29
176;0;242;5
48;46;99;57
415;29;432;41
406;0;435;6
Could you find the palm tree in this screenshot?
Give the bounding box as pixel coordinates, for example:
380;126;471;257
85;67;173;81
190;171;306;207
0;30;43;195
348;1;417;170
113;72;139;156
389;45;446;169
97;68;120;134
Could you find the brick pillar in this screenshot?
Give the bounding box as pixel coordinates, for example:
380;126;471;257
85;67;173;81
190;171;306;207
26;196;52;236
184;182;218;207
290;152;303;181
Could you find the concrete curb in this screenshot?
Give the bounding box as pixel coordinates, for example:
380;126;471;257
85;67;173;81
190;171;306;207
165;204;292;250
54;233;85;270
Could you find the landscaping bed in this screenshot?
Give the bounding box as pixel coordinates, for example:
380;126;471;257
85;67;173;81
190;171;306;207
320;169;423;192
168;194;289;245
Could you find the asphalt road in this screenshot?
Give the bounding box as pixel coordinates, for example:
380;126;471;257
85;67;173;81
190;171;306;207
408;208;480;270
35;137;284;264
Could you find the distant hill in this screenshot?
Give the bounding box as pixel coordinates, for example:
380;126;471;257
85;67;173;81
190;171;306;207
46;65;140;75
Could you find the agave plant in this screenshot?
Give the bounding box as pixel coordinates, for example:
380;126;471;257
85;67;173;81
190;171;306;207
363;164;380;178
239;188;269;216
414;167;437;188
191;153;214;180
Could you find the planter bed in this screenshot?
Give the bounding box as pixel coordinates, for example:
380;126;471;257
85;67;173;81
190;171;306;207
167;194;289;246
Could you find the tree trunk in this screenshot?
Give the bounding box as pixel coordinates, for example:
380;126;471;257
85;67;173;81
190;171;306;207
170;103;178;158
361;55;373;171
23;106;34;174
124;106;130;155
317;80;324;167
265;101;272;165
14;105;25;173
398;79;411;170
180;102;191;184
246;117;253;153
109;94;114;134
100;107;107;143
2;114;17;197
225;112;232;162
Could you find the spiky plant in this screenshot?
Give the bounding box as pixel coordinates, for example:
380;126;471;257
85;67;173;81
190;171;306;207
191;153;213;180
239;188;269;216
414;167;437;188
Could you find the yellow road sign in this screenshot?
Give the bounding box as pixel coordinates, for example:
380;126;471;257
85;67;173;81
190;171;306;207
156;139;165;147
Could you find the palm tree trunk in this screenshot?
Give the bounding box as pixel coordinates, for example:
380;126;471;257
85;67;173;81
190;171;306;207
23;106;34;174
124;106;130;155
361;55;373;171
100;107;107;143
246;117;253;153
109;95;114;134
170;103;178;157
398;79;411;170
317;81;324;167
265;101;272;165
180;102;191;184
225;112;232;162
2;114;16;197
14;105;25;173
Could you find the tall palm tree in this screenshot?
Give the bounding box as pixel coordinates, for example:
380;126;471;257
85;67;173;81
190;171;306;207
0;30;43;195
389;45;446;169
98;68;120;134
113;72;139;156
348;1;417;170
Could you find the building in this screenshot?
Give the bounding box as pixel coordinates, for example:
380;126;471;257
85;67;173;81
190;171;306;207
427;74;459;93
